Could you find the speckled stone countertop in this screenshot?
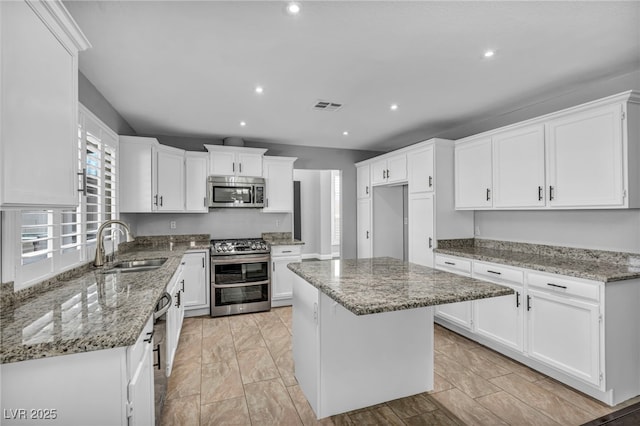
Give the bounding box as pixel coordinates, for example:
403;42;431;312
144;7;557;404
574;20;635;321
435;239;640;283
262;232;305;246
0;235;210;364
287;257;513;316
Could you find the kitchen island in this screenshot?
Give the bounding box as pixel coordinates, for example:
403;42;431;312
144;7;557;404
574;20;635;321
287;257;513;419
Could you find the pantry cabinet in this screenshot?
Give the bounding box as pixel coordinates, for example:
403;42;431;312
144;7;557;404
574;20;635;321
204;145;266;177
356;198;372;258
263;156;297;212
0;0;90;209
408;193;434;267
356;165;371;199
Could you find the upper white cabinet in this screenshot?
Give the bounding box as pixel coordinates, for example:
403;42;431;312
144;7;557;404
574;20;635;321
455;90;640;210
356;165;371;199
156;145;185;212
184;152;209;212
120;136;157;212
0;0;90;209
408;146;434;194
263;156;296;213
371;154;407;186
454;137;493;209
204;145;266;177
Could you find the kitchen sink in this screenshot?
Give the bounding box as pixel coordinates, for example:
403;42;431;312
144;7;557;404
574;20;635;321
101;258;168;273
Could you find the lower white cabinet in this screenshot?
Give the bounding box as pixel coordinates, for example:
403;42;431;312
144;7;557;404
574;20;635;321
0;316;155;426
271;245;302;307
166;264;185;377
433;254;473;330
182;250;210;316
357;198;372;258
408;193;434;267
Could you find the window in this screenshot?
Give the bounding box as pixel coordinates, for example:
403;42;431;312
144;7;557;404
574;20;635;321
331;170;341;247
12;104;118;290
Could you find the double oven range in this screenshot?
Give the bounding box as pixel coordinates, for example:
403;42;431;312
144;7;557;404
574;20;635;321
210;238;271;317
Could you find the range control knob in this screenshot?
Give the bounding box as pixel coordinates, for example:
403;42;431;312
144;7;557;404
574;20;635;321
250;243;256;250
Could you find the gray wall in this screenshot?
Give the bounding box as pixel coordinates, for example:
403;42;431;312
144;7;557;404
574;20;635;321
78;72;136;135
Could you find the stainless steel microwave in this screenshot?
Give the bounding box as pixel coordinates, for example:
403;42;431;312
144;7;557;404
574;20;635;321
208;176;265;208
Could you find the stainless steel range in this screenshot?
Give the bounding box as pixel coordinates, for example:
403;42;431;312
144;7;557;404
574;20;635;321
210;238;271;317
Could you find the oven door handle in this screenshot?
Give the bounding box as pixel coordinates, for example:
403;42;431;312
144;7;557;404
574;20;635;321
213;280;270;289
211;256;271;265
153;292;172;320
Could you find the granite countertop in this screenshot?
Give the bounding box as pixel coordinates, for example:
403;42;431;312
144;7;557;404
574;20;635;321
0;237;210;364
262;232;305;246
435;239;640;283
287;257;513;316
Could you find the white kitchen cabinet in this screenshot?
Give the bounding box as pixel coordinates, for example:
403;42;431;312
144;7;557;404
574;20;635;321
185;152;209;212
492;124;546;208
120;136;157;212
408;146;434;194
408;193;434;267
0;0;90;209
356;165;371;199
263;156;296;212
204;145;266;177
0;316;155;426
356;198;372;258
454;137;493;209
546;102;625;208
156;145;185;212
271;245;302;307
434;301;473;331
166;264;185;376
371;154;407;186
182;251;209;316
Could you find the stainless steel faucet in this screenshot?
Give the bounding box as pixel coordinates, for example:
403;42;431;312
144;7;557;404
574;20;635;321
94;220;135;267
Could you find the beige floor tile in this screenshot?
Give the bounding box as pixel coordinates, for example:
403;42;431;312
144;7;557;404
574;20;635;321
327;413;354;426
174;331;202;366
237;346;281;384
476;391;562;426
470;344;547;382
347;406;404;425
287;384;322;426
535;377;611;418
181;317;203;336
200;360;244;404
229;313;257;331
200;397;251;426
431;372;454;393
437;341;511;379
253;310;283;326
386;392;438;418
245;378;302;425
202;316;230;337
232;324;267;352
431;388;509;426
166;359;201;400
160;394;200;426
260;319;292;343
490;373;595;425
202;332;236;364
403;409;462;426
434;352;501;398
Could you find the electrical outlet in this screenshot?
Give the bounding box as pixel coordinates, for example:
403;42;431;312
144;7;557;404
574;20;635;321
170;221;177;229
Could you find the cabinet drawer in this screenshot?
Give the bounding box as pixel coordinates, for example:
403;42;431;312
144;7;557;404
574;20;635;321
127;315;154;377
473;261;524;286
271;245;302;256
434;255;472;276
527;272;600;302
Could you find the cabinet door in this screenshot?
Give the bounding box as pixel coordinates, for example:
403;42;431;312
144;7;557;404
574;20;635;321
185;153;208;212
156;148;185;211
408;147;434;193
356;165;371;199
182;252;208;309
120;137;156;213
408;193;434;267
263;158;294;212
455;138;493;209
371;160;388;186
357;198;372;258
527;288;600;386
237;152;263;177
493;125;546;208
474;284;524;352
546;103;624;208
166;271;184;377
434;302;473;330
272;255;300;305
127;340;155;426
209;150;236;176
386;154;408;184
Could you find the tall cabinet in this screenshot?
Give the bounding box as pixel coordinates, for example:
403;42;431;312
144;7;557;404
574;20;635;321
356;165;372;258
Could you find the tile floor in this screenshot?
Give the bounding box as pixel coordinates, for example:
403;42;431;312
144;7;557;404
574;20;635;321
160;307;639;425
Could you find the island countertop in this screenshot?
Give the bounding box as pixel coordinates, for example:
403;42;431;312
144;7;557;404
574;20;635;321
287;257;513;316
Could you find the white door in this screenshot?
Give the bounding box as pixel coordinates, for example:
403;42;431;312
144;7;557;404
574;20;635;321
185;153;208;212
408;193;434;267
356;165;371;199
474;284;524;352
272;255;300;304
182;252;208;309
371;160;388;186
435;302;473;330
493;125;546;208
156;148;185;211
408;146;434;193
527;288;600;386
455;137;493;209
386;154;407;184
263;158;294;212
237;152;263;177
357;198;372;258
546;103;624;208
127;341;155;426
209;150;236;176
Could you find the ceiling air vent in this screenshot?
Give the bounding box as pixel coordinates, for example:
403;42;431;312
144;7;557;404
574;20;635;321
313;100;343;112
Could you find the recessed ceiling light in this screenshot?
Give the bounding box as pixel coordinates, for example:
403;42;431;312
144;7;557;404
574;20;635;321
240;121;246;127
343;131;349;136
483;49;496;58
390;104;399;111
255;86;264;94
286;2;301;15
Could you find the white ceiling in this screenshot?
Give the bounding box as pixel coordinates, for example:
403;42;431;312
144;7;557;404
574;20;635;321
65;1;640;152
